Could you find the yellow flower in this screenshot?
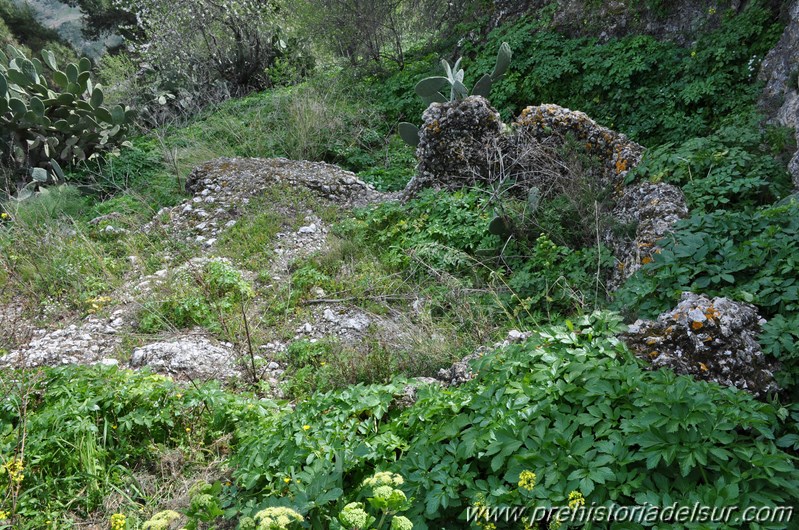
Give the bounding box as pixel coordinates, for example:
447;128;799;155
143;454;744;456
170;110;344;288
185;427;191;433
518;470;537;491
708;7;717;14
302;425;310;431
0;212;9;219
110;513;126;530
568;490;585;510
0;510;8;520
3;457;24;484
283;477;291;483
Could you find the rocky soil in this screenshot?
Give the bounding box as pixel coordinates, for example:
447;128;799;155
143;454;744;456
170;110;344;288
0;158;408;392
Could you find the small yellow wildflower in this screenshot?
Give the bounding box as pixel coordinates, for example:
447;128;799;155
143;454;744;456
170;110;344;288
0;510;8;520
568;490;585;510
708;7;717;14
302;425;310;431
3;457;24;484
110;512;126;530
283;477;291;483
185;427;191;433
518;470;537;491
0;212;9;219
549;516;562;530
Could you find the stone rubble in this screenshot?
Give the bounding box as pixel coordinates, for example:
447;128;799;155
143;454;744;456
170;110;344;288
623;292;780;398
130;336;243;380
0;310;127;368
404;98;687;288
0;157;407;393
147;157;391;247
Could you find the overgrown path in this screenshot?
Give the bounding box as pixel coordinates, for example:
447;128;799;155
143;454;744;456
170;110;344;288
0;158;416;389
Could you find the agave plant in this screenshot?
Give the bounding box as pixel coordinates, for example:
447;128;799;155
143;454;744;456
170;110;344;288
399;42;511;148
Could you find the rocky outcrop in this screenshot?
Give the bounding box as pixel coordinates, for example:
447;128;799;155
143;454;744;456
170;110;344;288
608;182;689;289
487;0;743;44
403;96;503;198
151;157;390;247
404;99;687;289
623;292;779;398
759;0;799;189
514;104;643;191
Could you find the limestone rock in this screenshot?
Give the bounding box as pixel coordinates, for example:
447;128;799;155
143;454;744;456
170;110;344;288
404;96;502;198
607;181;689;289
130;336;242;380
514;103;643;191
623;292;779;398
759;0;799;189
404;99;684;290
0;311;127;368
150;157;392;246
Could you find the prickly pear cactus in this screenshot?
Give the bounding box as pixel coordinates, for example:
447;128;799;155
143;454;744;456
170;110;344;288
0;45;135;194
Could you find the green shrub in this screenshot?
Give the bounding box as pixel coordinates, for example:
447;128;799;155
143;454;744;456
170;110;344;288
630;123;792;211
138;259;254;335
0;365;270;527
231;312;799;528
614;201;799;394
501;234;614;321
345;188;613;322
345;189;498;275
0;46;134;194
418;3;782;146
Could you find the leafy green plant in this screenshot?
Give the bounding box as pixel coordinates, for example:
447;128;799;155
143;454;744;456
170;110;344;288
138;259;254;335
344;188;499;275
0;45;134;196
333;472;414;530
455;3;781;145
630;124;792;211
230;312;799;528
0;365;269;528
614;200;799;395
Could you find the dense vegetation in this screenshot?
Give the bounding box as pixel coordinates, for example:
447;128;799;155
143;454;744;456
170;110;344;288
2;0;799;529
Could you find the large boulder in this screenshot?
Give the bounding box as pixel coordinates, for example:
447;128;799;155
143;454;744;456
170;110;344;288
623;292;779;398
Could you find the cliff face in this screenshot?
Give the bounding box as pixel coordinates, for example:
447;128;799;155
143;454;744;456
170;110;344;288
759;0;799;188
488;0;743;43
